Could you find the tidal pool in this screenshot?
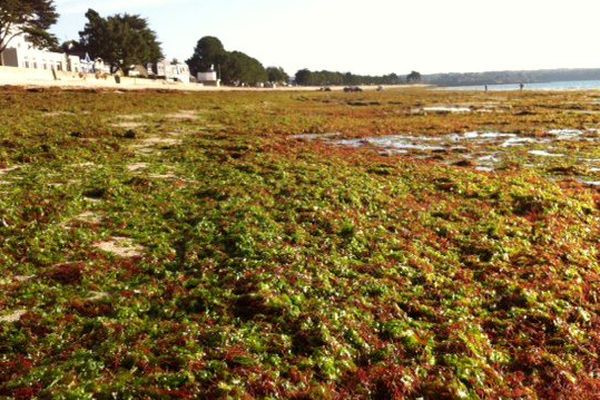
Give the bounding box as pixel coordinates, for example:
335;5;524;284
293;129;600;179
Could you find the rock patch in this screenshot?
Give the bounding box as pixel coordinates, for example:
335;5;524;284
0;309;27;323
112;121;147;129
87;291;110;301
0;166;20;175
94;237;144;258
14;275;35;283
127;162;149;172
166;110;200;121
149;173;178;180
73;211;102;225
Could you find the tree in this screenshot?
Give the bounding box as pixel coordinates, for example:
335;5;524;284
294;69;312;85
186;36;268;85
407;71;422;83
186;36;226;77
384;73;400;85
221;51;267;86
59;40;85;57
266;66;289;84
78;9;163;74
0;0;58;64
294;69;404;86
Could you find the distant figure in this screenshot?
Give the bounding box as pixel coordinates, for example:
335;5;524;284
519;83;525;91
484;85;488;92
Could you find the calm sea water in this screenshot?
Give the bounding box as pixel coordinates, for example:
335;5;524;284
443;80;600;91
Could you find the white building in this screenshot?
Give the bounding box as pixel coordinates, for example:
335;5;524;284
152;59;191;83
197;70;220;87
0;30;80;73
80;53;111;75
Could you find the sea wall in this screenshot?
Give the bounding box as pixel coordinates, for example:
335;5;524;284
0;66;203;90
0;65;55;83
0;66;418;92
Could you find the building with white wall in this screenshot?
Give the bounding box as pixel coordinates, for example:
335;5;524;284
197;70;220;86
0;31;80;73
151;59;190;83
80;53;111;75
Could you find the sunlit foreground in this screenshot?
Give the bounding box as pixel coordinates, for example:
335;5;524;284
0;87;598;398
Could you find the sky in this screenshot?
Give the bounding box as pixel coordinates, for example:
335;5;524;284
51;0;600;76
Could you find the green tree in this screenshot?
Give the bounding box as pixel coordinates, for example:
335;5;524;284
384;73;400;84
294;69;404;86
221;51;267;86
0;0;58;63
266;66;289;84
185;36;268;85
294;69;312;85
407;71;422;83
59;40;85;57
78;9;163;74
186;36;226;77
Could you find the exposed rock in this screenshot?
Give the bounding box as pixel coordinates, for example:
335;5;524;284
111;121;146;129
87;291;110;301
94;237;144;258
14;275;34;282
0;166;20;175
73;211;102;225
127;162;149;172
0;309;27;323
166;110;200;120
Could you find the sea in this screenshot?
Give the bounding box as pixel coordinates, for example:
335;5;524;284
442;80;600;91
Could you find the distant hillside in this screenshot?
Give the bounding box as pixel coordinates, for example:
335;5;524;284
422;68;600;87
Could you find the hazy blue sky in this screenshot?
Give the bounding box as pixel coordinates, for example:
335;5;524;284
52;0;600;75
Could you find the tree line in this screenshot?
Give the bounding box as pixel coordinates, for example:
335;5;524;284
0;1;289;85
0;1;421;87
185;36;290;85
294;69;422;86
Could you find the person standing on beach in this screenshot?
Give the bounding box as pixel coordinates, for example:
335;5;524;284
519;83;524;91
484;85;488;92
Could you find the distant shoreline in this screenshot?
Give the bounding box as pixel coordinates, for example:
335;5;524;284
438;79;600;92
422;67;600;87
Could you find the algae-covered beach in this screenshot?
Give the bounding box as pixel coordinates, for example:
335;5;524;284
0;87;598;398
